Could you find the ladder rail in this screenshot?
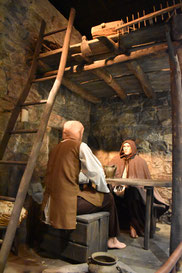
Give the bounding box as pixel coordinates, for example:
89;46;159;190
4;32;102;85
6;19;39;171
0;8;76;273
0;20;46;160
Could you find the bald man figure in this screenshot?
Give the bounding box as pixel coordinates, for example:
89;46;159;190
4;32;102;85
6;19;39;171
42;120;126;249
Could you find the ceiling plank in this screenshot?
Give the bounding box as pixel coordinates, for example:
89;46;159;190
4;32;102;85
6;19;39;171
126;60;155;98
92;68;127;100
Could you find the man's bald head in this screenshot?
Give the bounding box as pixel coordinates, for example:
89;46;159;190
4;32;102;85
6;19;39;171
62;120;84;141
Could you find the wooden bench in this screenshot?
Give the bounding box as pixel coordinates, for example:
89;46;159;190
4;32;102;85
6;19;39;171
39;211;110;263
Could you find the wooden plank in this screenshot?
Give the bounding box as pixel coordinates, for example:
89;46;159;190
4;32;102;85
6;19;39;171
106;178;172;187
64;42;169;74
0;20;46;160
0;8;76;273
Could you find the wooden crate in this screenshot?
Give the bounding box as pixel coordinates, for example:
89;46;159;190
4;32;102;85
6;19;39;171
91;20;125;39
39;212;109;263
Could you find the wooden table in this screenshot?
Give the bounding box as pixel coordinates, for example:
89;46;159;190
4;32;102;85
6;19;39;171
106;178;172;250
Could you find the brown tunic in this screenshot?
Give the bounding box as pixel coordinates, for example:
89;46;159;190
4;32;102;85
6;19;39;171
42;139;103;230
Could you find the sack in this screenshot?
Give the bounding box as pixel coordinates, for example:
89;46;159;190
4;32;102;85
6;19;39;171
113;185;126;198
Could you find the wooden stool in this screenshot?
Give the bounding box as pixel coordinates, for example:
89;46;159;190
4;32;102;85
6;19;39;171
39;211;110;263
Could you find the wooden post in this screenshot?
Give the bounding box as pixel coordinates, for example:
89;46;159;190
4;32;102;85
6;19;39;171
144;187;153;250
166;15;182;268
0;8;76;273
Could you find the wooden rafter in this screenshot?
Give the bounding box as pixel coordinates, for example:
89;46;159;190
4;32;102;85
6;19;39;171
64;42;169;74
92;68;127;100
37;60;100;104
62;77;101;103
97;36;119;53
126;60;155;98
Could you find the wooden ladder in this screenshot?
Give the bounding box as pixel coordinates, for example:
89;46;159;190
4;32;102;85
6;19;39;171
0;7;76;273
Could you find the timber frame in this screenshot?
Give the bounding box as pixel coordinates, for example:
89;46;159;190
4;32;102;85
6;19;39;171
33;2;182;103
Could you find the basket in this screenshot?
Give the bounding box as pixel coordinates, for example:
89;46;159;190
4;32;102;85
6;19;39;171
0;200;27;227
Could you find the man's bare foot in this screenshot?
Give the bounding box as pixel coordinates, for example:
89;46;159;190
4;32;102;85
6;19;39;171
130;225;138;238
107;237;126;249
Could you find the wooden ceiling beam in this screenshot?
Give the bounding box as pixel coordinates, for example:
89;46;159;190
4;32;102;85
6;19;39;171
37;60;100;104
92;68;127;100
62;77;101;104
126;60;155;98
97;36;119;53
65;42;169;74
37;24;167;61
33;74;101;104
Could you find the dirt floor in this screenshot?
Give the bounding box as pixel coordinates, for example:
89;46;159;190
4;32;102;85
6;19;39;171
2;221;177;273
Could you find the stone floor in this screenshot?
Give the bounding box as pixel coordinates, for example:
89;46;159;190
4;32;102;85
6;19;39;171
3;222;172;273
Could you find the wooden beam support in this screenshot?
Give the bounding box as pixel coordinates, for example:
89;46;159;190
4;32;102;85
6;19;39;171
64;42;169;74
166;20;182;259
126;60;155;98
92;68;127;100
37;57;98;103
33;75;100;104
37;24;167;62
62;77;101;104
97;36;119;53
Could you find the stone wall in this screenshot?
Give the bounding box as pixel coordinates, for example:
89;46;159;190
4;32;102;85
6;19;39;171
0;0;91;195
89;92;172;181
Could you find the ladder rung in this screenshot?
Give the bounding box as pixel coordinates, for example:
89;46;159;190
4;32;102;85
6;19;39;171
43;27;67;37
21;100;47;106
10;130;38;134
0;160;27;165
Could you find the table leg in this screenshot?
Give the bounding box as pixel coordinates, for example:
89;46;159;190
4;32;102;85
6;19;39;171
144;187;153;250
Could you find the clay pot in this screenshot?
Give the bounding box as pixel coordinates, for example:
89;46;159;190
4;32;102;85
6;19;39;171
103;165;117;178
88;252;122;273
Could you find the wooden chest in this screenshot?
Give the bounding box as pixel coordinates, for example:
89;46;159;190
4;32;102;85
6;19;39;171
39;211;109;263
91;20;124;39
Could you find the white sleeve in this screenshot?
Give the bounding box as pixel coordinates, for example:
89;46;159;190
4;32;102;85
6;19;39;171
79;142;110;193
78;171;89;184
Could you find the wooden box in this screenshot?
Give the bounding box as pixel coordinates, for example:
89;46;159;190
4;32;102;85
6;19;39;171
39;211;109;263
91;20;124;39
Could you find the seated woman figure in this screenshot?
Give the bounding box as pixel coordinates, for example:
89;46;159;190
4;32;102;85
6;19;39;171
109;139;169;238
